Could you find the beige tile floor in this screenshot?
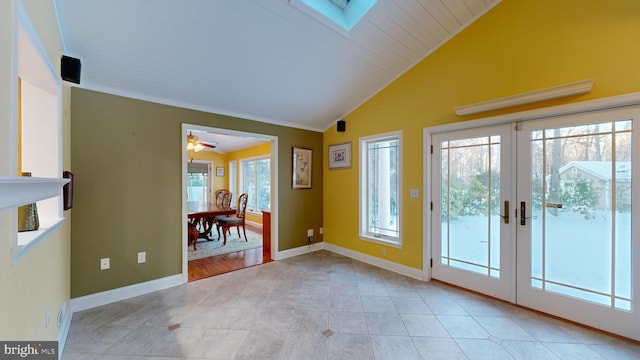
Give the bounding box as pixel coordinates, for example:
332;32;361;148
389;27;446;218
62;250;640;360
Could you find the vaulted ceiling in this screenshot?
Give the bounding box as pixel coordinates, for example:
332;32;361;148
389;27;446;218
55;0;499;132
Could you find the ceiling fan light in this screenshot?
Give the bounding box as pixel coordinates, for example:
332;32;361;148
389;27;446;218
186;142;195;151
194;143;204;152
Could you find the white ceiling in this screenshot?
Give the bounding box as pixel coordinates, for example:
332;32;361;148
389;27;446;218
55;0;499;132
187;129;269;154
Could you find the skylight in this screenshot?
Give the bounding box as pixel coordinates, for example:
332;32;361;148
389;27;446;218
297;0;377;33
329;0;351;11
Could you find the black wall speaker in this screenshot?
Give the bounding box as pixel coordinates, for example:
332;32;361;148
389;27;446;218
63;171;74;210
61;55;81;84
337;120;346;132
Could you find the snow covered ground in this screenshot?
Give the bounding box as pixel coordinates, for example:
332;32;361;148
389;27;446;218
443;209;631;309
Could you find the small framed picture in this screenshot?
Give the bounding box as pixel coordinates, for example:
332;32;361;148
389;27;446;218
328;142;351;169
292;147;312;189
216;167;224;177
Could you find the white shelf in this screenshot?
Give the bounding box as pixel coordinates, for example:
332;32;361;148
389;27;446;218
0;175;69;211
455;79;595;116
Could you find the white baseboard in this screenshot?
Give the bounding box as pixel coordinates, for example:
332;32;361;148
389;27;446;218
273;241;428;282
245;219;263;230
57;303;72;360
69;274;184;313
324;243;427;281
274;241;325;260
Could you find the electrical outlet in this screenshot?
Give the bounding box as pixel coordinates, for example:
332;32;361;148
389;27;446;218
45;306;50;328
138;251;146;263
381;248;386;256
410;188;419;198
100;257;110;270
307;229;313;237
319;227;323;235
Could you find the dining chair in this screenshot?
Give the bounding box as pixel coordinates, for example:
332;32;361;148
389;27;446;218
214;189;230;207
222;191;233;209
187;220;199;250
215;193;248;245
211;189;233;238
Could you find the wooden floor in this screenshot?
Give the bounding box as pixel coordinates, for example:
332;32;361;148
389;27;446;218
188;246;272;282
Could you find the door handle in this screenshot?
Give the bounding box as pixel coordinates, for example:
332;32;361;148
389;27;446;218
500;201;509;224
520;201;526;226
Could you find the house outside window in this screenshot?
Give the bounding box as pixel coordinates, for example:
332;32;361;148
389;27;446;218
359;131;402;246
241;156;270;213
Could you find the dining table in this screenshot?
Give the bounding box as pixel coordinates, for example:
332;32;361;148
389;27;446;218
187;201;236;249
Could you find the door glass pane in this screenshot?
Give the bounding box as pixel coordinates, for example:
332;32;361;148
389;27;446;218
615;130;632;310
529;119;632;310
440;136;501;278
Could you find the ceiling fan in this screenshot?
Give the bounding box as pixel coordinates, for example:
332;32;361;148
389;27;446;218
186;131;217;152
187;131;216;162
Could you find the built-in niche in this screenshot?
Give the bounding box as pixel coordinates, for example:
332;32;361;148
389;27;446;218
0;4;66;263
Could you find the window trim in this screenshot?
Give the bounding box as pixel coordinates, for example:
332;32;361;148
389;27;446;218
359;130;402;248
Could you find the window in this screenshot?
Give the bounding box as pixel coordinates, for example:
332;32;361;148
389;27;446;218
229;160;237;199
329;0;351;11
359;131;401;246
187;162;210;204
241;157;270;213
293;0;378;34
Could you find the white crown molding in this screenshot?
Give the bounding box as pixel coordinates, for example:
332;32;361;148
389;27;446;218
0;176;69;210
455;78;596;116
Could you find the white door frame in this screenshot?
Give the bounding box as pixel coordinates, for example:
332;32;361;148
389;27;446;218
423;92;640;340
181;123;279;283
423;92;640;281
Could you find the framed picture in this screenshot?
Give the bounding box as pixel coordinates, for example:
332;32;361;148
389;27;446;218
216;167;224;177
292;147;312;189
328;142;352;169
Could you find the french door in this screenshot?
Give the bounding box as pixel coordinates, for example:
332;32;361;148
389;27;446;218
432;124;515;302
431;106;639;340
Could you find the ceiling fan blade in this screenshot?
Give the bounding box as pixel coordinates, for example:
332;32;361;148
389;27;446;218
201;142;217;149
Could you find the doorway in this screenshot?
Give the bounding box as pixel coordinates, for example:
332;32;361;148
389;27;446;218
181;124;278;281
428;105;639;340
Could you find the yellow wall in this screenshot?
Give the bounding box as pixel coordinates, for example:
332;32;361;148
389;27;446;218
323;0;640;269
228;142;272;224
190;150;229;193
0;0;71;341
